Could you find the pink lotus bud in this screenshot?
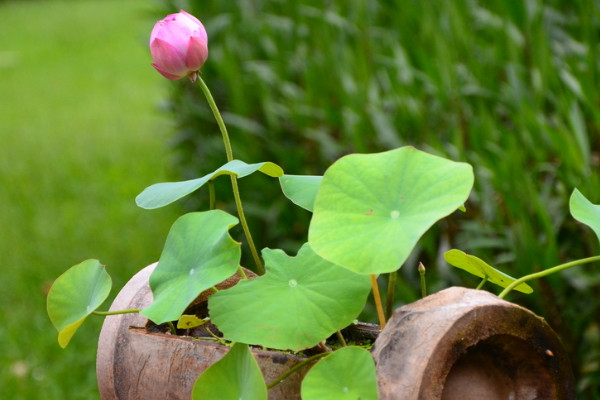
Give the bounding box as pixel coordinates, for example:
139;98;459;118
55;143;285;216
150;10;208;81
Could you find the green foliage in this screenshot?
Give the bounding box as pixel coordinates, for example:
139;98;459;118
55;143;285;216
209;244;371;351
141;211;241;324
309;147;473;274
1;1;180;397
301;347;378;400
137;160;283;209
47;260;112;348
279;175;322;212
444;249;533;293
192;343;267;400
570;189;600;244
164;0;600;394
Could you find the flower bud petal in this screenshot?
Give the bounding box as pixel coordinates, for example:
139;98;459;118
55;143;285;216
149;10;208;80
151;63;186;80
150;38;188;80
185;36;209;71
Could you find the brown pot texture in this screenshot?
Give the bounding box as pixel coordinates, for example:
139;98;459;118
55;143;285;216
372;286;575;400
96;264;311;400
98;266;574;400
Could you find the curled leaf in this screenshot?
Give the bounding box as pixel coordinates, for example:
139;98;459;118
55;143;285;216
570;188;600;244
444;249;533;294
47;259;112;348
136;160;283;209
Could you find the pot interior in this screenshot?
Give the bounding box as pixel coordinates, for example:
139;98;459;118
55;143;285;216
442;334;557;400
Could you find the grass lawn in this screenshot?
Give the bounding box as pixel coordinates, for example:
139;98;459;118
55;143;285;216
0;0;181;397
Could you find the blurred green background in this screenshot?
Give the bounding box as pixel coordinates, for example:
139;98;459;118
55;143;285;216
2;0;599;398
166;0;600;397
0;0;180;398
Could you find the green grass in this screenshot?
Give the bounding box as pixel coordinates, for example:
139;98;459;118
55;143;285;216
0;0;180;398
168;0;600;396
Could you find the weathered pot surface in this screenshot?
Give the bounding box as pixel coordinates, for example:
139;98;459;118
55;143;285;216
98;265;574;400
96;264;311;400
372;286;575;400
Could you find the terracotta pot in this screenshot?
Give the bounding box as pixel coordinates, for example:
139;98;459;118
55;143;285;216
372;286;575;400
96;264;311;400
98;267;574;399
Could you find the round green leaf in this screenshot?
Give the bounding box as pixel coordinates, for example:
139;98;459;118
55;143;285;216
141;211;241;324
136;160;283;209
279;174;322;212
309;146;474;274
46;259;112;348
209;244;372;351
301;347;378;400
570;188;600;243
192;343;267;400
444;249;533;294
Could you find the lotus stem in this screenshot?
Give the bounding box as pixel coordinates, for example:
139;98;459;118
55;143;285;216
385;271;397;319
267;352;329;389
92;308;141;316
475;276;488;290
418;262;427;298
197;76;264;275
208;180;215;210
336;330;347;347
498;255;600;299
371;274;386;328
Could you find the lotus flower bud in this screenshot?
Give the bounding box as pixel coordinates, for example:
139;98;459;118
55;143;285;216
150;10;208;81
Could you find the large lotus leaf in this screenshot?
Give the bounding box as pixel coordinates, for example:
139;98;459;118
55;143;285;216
570;188;600;243
141;211;241;324
279;174;322;212
209;244;371;351
444;249;533;294
192;343;267;400
301;347;378;400
309;147;474;274
47;259;112;348
136;160;283;209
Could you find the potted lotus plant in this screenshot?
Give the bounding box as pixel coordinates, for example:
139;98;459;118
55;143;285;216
47;9;597;400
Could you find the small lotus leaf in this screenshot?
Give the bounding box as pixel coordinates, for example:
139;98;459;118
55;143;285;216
570;188;600;243
141;211;241;324
192;343;267;400
309;146;474;274
209;244;372;351
136;160;283;209
279;174;322;211
444;249;533;293
177;315;206;329
47;259;112;348
301;347;378;400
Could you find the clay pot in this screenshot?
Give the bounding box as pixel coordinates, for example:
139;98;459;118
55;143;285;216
96;264;311;400
98;266;574;400
372;287;575;400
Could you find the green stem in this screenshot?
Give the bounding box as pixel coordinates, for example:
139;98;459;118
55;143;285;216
267;352;328;389
197;76;234;161
230;177;264;274
418;262;427;298
92;308;141;316
498;255;600;299
475;276;488;290
208;180;215;210
166;321;177;335
197;76;264;275
236;266;248;280
335;330;347;347
371;274;387;328
385;271;397;319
